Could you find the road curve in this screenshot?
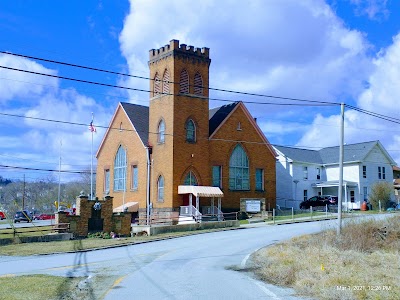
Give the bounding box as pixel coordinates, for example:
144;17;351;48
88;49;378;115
0;219;345;299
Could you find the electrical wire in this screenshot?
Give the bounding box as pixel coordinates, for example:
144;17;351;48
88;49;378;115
1;51;340;106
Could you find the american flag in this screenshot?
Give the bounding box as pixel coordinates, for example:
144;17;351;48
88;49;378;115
89;121;96;132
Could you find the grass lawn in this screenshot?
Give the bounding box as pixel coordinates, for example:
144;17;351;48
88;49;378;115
250;215;400;300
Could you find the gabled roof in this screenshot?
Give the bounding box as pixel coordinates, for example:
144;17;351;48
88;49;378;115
209;102;239;136
274;146;322;164
96;102;149;158
319;141;378;164
120;102;149;144
274;141;396;166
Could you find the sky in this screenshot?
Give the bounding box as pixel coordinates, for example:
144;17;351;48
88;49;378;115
1;0;400;183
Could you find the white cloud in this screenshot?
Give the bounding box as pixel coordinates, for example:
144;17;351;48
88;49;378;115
350;0;389;20
298;33;400;164
119;0;371;104
0;56;111;180
0;54;58;103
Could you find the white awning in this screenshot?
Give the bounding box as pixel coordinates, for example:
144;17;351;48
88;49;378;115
113;201;139;213
178;185;224;197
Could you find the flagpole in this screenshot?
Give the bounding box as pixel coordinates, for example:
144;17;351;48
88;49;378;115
58;140;62;210
90;112;94;200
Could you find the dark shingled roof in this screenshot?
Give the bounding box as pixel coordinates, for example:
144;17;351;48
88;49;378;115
120;102;149;145
209;102;239;136
275;141;382;165
120;101;251;142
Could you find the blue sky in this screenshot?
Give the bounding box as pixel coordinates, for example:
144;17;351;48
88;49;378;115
1;0;400;182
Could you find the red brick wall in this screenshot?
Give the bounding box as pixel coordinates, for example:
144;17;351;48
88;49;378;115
96;105;148;212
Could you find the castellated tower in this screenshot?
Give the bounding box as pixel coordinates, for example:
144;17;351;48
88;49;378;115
148;39;212;212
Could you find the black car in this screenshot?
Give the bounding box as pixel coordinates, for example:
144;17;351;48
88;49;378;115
300;195;338;209
14;211;32;223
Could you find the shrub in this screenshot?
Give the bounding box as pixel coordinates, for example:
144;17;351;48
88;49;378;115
368;181;393;210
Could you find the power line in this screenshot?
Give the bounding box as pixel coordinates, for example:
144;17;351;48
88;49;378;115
0;64;336;107
1;51;340;105
0;164;94;174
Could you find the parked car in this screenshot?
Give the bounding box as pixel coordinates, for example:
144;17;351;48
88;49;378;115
300;195;338;209
35;213;55;220
14;211;32;223
0;211;5;220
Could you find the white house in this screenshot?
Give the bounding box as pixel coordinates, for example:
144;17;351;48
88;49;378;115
274;141;396;210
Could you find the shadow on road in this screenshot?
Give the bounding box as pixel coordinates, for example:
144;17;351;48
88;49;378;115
55;239;96;300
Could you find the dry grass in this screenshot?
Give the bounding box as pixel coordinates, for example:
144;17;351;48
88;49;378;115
251;216;400;300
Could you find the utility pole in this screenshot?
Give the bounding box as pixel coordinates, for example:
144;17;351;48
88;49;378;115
22;174;26;210
337;103;344;235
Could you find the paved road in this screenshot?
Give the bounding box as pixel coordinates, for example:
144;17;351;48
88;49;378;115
0;219;343;299
0;215;391;299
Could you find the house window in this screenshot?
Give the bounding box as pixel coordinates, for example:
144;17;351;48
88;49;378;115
229;144;249;190
179;69;189;94
162;69;170;95
317;168;321;180
378;167;381;179
186;119;196;143
131;165;138;190
363;165;367;178
350;190;355;203
158;120;165;144
212;166;222;188
303;166;308;180
154;73;161;96
255;168;264;191
303;190;308;201
363;187;368;201
382;167;386;179
104;169;110;193
184;171;198;186
193;72;203;95
157;175;164;202
114;146;127;191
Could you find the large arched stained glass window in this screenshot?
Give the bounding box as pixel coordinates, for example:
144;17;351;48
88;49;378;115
157;175;164;202
186;119;196;143
229;144;249;190
158;119;165;143
114;146;127;191
183;171;198;186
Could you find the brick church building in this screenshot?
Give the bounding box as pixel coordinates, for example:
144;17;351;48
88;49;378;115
96;39;277;221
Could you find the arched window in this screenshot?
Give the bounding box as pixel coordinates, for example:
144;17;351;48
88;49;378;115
186;119;196;143
179;69;189;94
229;144;249;190
184;171;198;186
154;73;161;96
157;175;164;202
158;119;165;144
162;69;170;94
193;72;203;96
114;146;127;191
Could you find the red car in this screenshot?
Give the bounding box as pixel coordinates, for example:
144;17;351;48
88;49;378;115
35;213;55;220
0;211;5;220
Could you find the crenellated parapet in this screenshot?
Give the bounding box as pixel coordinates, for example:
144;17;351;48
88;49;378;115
149;39;211;65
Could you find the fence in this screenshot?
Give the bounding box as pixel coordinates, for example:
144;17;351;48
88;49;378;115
0;223;70;239
135;211;238;226
272;205;337;223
